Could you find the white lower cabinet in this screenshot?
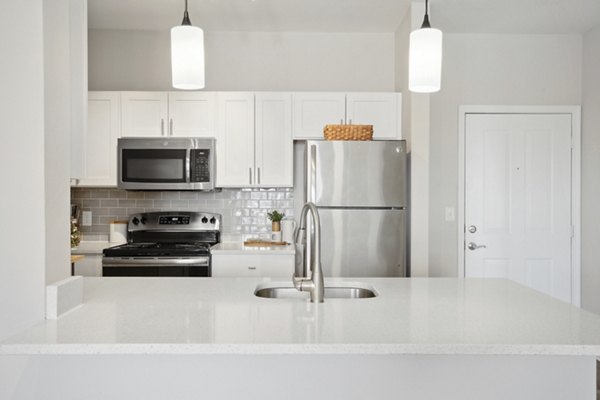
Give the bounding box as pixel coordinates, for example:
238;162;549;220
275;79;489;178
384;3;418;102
74;254;102;277
212;254;294;278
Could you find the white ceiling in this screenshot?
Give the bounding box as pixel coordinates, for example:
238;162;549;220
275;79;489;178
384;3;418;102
88;0;600;34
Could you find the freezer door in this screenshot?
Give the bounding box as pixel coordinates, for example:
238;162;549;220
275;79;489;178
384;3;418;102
307;140;407;207
317;208;406;277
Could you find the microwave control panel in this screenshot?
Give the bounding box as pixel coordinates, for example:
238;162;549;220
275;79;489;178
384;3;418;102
190;149;210;182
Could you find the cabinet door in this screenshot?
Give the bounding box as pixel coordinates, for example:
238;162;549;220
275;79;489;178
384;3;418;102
73;254;102;277
212;254;294;277
121;91;168;137
216;92;255;187
346;93;402;140
292;93;346;139
75;91;120;187
255;93;293;187
168;91;216;137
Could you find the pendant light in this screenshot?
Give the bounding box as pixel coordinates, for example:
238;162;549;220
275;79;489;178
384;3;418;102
171;0;205;90
409;0;443;93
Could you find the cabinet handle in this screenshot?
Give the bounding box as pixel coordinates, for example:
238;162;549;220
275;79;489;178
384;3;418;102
248;266;257;270
249;167;253;185
349;119;352;125
169;118;173;136
258;168;261;185
161;119;165;136
340;118;344;124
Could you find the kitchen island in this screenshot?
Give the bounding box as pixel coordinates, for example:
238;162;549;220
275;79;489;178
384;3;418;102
2;277;600;399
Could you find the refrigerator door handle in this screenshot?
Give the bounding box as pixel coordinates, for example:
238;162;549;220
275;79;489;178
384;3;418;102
310;144;317;202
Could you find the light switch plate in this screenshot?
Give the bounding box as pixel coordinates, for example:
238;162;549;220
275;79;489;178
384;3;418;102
82;211;92;226
444;207;455;222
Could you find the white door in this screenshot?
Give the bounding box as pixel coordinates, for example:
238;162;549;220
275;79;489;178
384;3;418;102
168;92;216;137
465;113;573;303
255;93;293;187
292;92;346;139
216;92;255;187
121;91;168;137
75;91;120;186
346;93;402;140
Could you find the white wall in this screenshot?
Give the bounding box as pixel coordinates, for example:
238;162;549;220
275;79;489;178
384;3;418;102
88;30;396;91
44;0;73;285
428;34;583;278
581;26;600;314
0;0;46;340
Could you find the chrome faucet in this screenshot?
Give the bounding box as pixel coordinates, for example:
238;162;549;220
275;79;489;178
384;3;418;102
293;202;324;303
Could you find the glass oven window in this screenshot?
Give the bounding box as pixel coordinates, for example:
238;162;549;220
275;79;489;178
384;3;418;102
122;149;187;183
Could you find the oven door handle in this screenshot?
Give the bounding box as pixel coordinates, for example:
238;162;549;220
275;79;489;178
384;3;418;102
103;257;210;267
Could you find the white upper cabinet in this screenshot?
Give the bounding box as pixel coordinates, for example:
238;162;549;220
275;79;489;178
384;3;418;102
121;91;168;137
292;92;402;140
255;93;293;187
292;93;346;140
216;92;256;187
216;92;293;188
74;91;120;187
346;93;401;140
168;92;216;137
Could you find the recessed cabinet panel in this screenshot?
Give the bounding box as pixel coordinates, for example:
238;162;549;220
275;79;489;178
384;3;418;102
255;93;293;187
212;254;294;277
292;93;346;139
168;92;216;137
346;93;401;140
121;91;168;137
75;91;120;187
216;92;255;187
292;92;402;140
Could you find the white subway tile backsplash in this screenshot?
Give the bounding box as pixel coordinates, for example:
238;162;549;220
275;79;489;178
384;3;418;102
144;192;162;200
72;188;295;241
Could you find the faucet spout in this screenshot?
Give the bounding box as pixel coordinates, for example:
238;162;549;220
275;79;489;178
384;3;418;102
293;202;324;303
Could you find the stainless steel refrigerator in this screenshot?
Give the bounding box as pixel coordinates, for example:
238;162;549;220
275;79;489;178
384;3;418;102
304;140;407;277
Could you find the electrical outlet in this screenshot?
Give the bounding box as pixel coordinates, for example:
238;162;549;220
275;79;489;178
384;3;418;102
444;207;455;222
82;211;92;226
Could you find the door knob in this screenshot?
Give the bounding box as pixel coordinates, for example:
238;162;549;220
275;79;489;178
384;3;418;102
467;225;477;233
467;242;487;251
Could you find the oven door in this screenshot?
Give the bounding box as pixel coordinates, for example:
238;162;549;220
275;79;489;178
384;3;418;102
102;257;211;277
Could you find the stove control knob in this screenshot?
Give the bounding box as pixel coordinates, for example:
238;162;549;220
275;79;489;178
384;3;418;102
210;217;216;225
141;217;147;225
201;217;208;224
132;217;140;225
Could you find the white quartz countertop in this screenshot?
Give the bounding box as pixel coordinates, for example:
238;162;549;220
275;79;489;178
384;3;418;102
211;242;295;255
71;241;112;255
2;277;600;356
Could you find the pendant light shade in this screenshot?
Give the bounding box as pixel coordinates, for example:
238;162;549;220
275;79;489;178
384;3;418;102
171;0;205;90
409;0;443;93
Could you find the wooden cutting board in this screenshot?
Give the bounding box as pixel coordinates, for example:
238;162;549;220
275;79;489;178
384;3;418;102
243;240;288;247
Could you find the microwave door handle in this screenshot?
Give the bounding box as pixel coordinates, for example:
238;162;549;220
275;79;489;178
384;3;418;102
186;150;191;183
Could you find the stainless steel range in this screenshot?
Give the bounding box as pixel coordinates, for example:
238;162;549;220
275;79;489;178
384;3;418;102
102;211;221;277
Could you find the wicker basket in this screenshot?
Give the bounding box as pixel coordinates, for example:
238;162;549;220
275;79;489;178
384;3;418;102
323;124;373;141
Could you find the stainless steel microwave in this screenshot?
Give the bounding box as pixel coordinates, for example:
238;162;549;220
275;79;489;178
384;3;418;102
117;137;216;191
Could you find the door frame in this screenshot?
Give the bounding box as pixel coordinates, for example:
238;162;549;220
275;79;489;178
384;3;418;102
457;105;581;306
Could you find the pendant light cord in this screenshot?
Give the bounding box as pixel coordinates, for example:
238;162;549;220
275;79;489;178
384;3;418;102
181;0;192;25
421;0;431;29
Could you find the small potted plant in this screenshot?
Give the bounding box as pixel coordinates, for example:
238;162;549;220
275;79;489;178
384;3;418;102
267;210;285;232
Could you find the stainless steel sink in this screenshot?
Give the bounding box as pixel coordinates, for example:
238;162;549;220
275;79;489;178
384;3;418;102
254;286;377;300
